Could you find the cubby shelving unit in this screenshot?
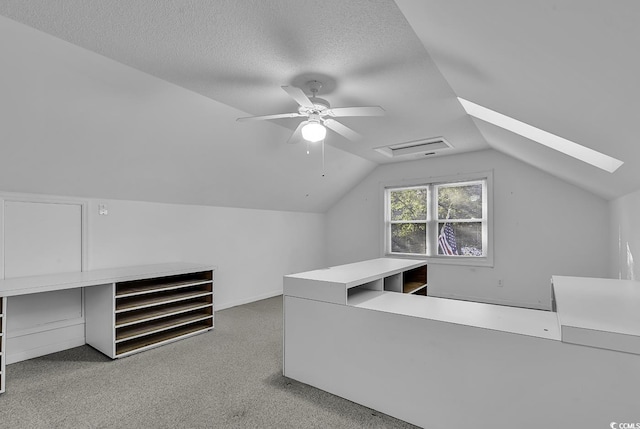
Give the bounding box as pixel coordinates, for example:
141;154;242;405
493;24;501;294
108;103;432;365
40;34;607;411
383;265;427;295
0;296;5;394
284;258;428;309
0;263;214;395
86;270;214;359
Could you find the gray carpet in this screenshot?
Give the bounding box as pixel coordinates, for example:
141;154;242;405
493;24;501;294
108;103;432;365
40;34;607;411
0;296;419;429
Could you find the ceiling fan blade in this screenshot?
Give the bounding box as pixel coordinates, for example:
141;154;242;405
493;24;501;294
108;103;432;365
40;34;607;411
287;121;308;144
236;112;304;122
323;119;363;141
327;106;385;117
281;85;314;108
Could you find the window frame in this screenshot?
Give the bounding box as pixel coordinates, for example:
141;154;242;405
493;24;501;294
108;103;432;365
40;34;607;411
382;171;494;267
387;185;430;255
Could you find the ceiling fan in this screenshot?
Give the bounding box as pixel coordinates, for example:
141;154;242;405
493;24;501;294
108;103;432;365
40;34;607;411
236;80;385;144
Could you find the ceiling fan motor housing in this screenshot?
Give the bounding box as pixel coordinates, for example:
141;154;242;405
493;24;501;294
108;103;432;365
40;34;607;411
299;97;330;116
237;81;382;143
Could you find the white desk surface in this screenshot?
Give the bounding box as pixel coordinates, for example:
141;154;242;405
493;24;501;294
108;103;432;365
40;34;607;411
0;262;215;297
349;290;561;340
285;258;426;288
552;275;640;337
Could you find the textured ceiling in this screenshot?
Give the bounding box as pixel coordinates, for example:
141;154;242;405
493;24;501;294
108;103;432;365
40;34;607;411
1;0;639;209
0;0;485;162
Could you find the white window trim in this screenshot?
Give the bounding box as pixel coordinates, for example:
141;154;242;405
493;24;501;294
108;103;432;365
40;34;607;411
380;170;494;267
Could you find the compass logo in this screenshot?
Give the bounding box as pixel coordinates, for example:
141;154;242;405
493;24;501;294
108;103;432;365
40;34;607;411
611;423;640;429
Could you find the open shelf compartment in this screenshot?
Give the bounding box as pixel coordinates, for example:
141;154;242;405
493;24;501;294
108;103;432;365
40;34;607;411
115;286;212;312
383;273;402;292
115;319;213;356
116;271;213;297
116;307;213;342
381;265;427;295
347;278;384;302
116;297;213;327
403;266;427;295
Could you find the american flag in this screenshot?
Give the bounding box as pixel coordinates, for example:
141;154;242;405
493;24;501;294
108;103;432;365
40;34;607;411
438;223;458;255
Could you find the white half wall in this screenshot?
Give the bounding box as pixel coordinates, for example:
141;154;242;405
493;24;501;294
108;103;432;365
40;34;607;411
325;149;609;310
609;188;640;280
87;198;325;310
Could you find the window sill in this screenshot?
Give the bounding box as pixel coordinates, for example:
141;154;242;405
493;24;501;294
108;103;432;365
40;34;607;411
385;253;494;268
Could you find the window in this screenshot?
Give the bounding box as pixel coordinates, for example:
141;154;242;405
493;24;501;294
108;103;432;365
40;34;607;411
385;174;491;265
435;182;485;257
389;187;428;254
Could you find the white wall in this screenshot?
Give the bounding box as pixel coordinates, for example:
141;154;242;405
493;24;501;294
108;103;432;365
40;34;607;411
325;149;609;310
86;198;325;310
609;188;640;280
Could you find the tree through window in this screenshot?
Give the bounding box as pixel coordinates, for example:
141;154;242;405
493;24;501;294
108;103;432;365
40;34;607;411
436;182;484;256
386;178;488;260
389;187;427;254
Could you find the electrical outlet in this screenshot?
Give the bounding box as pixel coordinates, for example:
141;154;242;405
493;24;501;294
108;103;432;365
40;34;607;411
98;204;108;216
498;279;503;287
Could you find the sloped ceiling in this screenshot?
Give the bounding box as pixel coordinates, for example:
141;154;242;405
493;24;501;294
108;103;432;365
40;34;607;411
0;15;375;213
395;0;640;199
0;1;638;211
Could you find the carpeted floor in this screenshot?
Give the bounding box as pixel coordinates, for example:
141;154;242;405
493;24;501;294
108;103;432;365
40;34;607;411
0;296;419;429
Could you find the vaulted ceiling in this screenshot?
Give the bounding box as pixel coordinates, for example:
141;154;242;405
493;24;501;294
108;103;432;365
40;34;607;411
1;1;638;211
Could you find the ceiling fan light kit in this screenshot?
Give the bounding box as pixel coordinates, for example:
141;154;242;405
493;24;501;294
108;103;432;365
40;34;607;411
301;117;326;143
236;79;385;145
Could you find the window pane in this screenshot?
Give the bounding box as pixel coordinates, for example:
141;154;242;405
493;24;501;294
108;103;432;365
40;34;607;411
437;184;482;220
438;222;483;256
391;223;426;254
390;188;427;221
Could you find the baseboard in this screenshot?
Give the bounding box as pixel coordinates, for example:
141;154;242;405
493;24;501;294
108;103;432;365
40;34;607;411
216;290;282;311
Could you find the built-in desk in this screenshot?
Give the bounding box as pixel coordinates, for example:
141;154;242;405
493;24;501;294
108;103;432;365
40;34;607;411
349;289;560;340
284;258;640;429
0;262;215;394
552;275;640;355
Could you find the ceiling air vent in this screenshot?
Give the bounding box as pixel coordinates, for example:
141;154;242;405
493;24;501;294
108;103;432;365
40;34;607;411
374;137;453;159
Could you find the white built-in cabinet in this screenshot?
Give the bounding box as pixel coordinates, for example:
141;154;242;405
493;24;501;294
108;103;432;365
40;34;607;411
284;259;640;428
86;270;214;358
0;263;214;394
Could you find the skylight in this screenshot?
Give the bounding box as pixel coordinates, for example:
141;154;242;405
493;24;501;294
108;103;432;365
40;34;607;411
458;98;624;173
